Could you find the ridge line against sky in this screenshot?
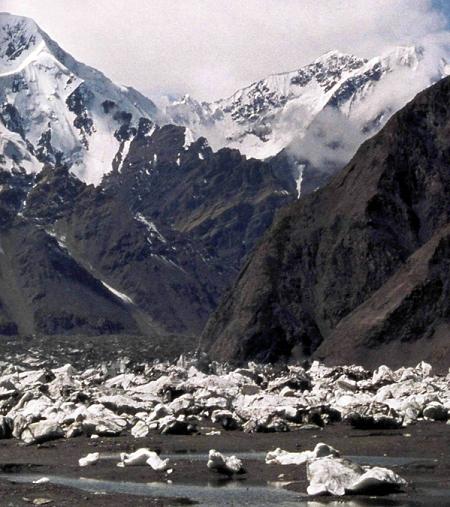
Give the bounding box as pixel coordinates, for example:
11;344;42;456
2;0;450;102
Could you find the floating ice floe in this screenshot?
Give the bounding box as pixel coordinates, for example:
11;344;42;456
118;448;169;471
207;449;245;475
307;456;407;496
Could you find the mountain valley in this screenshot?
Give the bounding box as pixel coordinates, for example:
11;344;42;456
0;12;448;369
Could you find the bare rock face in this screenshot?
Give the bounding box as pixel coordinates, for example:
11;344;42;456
0;415;13;439
202;76;450;370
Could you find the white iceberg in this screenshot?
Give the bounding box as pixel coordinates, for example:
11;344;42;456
119;448;169;471
79;452;100;467
266;442;340;465
207;449;245;475
307;456;407;496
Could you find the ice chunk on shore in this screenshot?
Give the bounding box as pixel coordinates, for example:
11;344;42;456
79;452;99;467
119;448;154;466
20;421;64;445
146;452;170;471
423;401;448;421
350;466;408;493
33;477;50;484
307;456;407;496
266;442;339;465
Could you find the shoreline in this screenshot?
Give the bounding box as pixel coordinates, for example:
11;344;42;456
1;422;449;506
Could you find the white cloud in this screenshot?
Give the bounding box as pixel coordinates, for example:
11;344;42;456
287;36;450;171
1;0;449;101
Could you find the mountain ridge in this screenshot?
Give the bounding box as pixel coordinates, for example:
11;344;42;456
0;11;159;184
165;44;447;166
201;75;450;370
0;12;448;361
2;12;448;194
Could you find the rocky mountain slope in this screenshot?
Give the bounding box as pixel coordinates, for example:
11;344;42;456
0;13;298;338
202;76;450;370
107;124;294;276
0;121;294;337
0;12;448;356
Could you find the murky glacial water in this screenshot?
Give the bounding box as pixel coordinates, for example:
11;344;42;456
1;454;447;506
0;472;412;507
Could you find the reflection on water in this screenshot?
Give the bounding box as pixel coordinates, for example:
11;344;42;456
0;472;426;507
1;449;447;507
347;456;435;467
307;502;408;507
1;473;304;506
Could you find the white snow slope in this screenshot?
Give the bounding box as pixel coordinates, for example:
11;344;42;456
0;12;161;185
0;121;40;174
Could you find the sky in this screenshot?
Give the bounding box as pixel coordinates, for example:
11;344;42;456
433;0;450;21
1;0;450;102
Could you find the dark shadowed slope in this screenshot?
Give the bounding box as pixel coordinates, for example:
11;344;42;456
202;76;450;370
0;124;295;337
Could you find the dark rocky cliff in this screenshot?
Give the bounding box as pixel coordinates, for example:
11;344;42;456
202;76;450;370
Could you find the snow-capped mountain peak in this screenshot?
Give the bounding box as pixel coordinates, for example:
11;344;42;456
164;44;446;163
0;13;448;190
0;13;45;74
0;12;161;185
382;45;423;68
